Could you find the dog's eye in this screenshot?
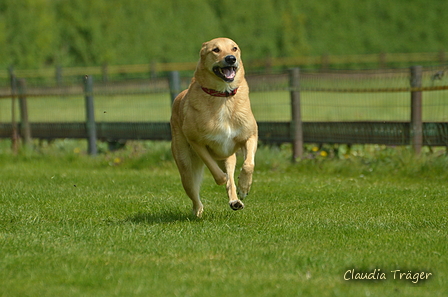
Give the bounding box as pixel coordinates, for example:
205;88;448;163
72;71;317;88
212;48;220;53
232;47;238;52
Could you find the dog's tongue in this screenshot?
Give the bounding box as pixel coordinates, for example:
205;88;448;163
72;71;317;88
222;67;236;80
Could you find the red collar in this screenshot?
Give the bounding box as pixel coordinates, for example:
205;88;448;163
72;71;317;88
201;86;238;97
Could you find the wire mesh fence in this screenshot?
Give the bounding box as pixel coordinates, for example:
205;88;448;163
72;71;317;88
1;65;447;154
248;67;448;122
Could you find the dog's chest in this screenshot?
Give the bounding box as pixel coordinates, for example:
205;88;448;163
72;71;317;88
205;107;242;156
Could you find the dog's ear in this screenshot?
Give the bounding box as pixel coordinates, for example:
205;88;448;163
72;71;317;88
200;42;209;57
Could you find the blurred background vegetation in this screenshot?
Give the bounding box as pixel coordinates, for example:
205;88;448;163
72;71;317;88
0;0;447;69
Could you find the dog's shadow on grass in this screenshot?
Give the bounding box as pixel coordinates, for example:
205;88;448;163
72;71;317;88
125;210;197;225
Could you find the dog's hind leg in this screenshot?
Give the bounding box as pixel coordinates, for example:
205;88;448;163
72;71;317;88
238;135;257;199
172;140;205;217
220;154;244;211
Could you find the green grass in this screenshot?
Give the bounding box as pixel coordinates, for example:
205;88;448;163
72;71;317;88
0;140;447;296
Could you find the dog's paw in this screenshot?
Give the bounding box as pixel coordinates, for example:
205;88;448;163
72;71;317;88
192;205;204;218
229;200;244;211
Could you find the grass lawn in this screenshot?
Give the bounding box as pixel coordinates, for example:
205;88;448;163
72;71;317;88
0;140;447;296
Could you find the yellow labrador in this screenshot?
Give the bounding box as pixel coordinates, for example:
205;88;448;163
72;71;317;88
170;38;258;217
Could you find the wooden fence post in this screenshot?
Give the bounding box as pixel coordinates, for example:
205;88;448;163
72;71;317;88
168;71;181;105
9;66;19;154
17;79;32;149
84;75;97;155
410;65;423;154
289;67;303;161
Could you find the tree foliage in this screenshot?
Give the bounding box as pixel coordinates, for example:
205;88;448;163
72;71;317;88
1;0;447;69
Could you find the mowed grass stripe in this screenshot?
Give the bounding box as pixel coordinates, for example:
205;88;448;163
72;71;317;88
0;142;447;296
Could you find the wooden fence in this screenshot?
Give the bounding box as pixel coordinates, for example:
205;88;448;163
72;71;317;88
1;66;448;158
2;51;447;84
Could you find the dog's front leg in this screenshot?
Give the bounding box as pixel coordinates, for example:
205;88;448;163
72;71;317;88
238;135;257;199
189;141;227;185
222;154;244;211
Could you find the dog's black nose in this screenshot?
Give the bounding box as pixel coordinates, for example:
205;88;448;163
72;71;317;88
225;55;237;65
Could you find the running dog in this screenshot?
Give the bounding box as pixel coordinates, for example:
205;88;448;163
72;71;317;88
170;38;258;217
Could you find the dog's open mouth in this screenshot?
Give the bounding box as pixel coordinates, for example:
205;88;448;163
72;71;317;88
213;66;237;82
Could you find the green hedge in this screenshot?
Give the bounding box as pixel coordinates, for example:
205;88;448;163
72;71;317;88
1;0;447;69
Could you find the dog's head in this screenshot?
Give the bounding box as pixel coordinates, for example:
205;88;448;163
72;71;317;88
196;38;244;90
